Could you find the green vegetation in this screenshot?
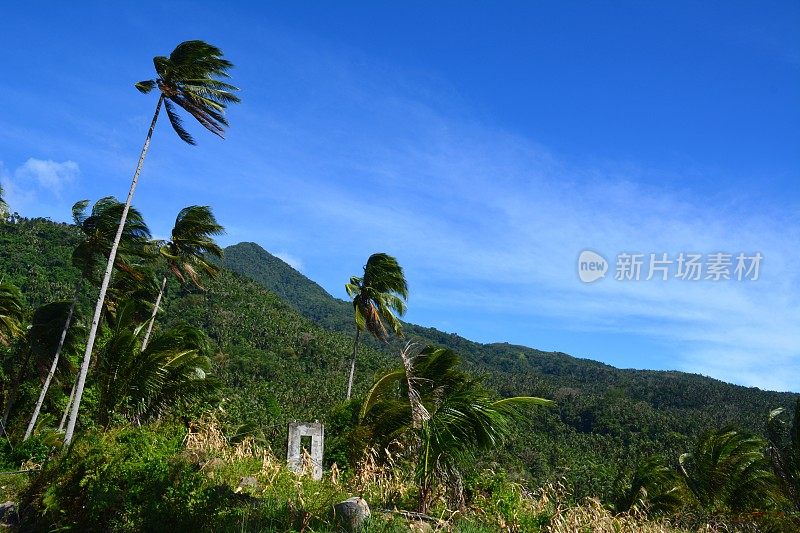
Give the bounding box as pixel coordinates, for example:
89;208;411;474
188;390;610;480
0;38;797;532
1;216;798;531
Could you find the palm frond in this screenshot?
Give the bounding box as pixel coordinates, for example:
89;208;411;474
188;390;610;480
135;80;156;94
164;99;196;145
0;282;25;345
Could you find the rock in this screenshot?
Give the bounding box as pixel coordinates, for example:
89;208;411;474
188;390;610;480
234;475;260;493
0;502;17;525
332;497;370;532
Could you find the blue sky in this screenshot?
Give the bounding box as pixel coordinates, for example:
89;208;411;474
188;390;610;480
2;2;799;390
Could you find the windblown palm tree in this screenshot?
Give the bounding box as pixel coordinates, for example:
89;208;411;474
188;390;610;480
345;253;408;400
96;299;218;427
140;205;224;351
65;40;239;446
679;428;781;513
5;302;79;433
613;455;685;515
24;198;151;440
23;302;82;439
359;345;553;513
767;399;800;510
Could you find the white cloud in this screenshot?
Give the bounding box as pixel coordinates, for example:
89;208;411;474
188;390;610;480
15;158;79;194
274;251;304;272
0;158;80;214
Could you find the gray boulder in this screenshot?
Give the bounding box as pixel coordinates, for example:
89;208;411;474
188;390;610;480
332;497;370;532
0;501;17;525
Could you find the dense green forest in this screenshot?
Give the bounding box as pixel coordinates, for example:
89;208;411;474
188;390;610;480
1;217;798;531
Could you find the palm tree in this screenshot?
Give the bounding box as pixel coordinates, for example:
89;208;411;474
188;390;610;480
612;455;685;515
359;345;553;513
96;299;218;427
679;428;781;513
64;40;239;446
3;302;77;434
140;205;224;351
344;253;408;400
767;399;800;510
23;302;82;440
24;198;151;440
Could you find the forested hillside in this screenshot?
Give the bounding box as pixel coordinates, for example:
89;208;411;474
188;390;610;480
2;218;798;531
223;241;795;438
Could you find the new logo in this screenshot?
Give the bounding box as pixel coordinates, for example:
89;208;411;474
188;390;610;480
578;250;608;283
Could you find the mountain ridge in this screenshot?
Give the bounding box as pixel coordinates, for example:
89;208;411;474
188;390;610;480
223;241;793;400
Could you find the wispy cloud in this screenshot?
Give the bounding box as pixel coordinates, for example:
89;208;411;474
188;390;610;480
0;158;80;214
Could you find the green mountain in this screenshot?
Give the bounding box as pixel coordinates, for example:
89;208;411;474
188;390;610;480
1;220;796;503
223;241;794;428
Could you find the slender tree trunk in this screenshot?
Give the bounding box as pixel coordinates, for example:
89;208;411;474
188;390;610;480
58;379;77;432
140;276;166;351
24;298;77;440
63;95;164;447
346;328;361;400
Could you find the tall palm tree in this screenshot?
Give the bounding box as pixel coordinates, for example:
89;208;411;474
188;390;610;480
24;198;151;440
64;40;239;446
359;345;553;513
679;428;781;513
344;253;408;400
23;302;82;440
140;205;224;351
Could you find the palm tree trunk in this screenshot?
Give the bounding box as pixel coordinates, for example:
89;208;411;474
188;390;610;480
140;275;166;351
58;379;77;432
346;328;361;400
63;95;164;447
24;298;77;440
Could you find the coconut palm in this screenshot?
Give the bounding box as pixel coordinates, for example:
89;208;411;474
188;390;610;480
767;399;800;510
679;428;781;513
96;299;218;427
344;253;408;400
140;205;224;351
359;345;553;513
71;198;153;285
3;302;79;433
64;40;239;446
612;455;685;515
23;198;151;440
23;302;83;439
